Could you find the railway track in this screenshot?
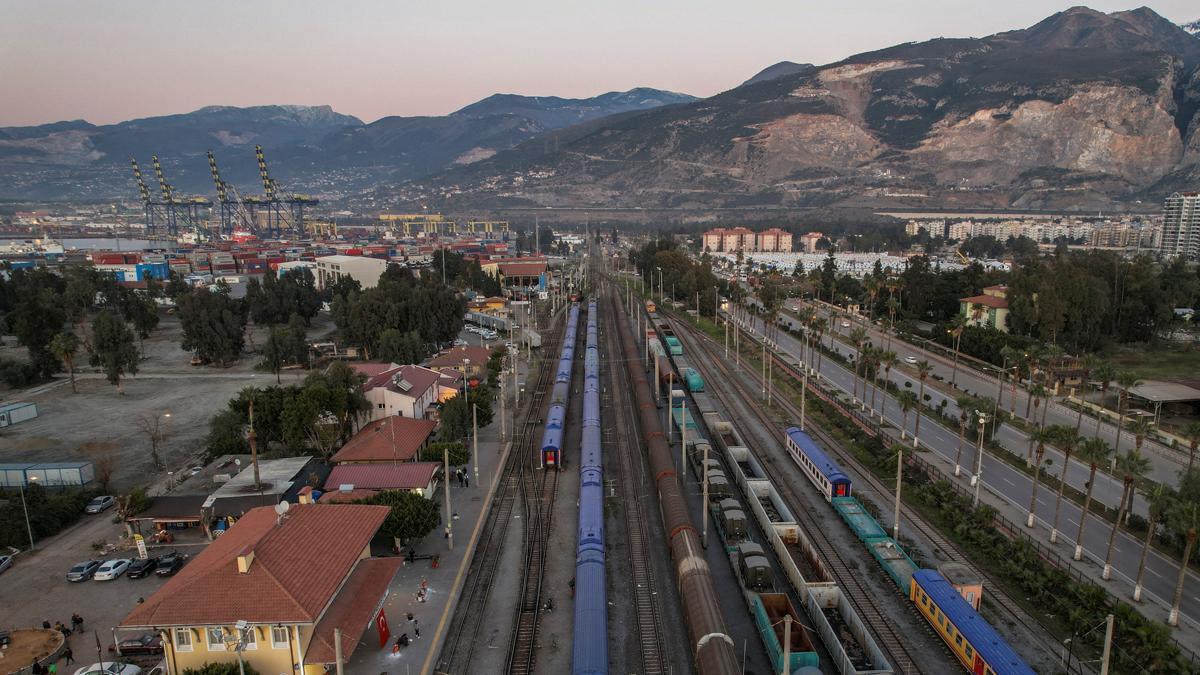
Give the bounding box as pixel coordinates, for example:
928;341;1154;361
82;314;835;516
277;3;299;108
603;289;669;675
672;318;926;675
434;313;562;675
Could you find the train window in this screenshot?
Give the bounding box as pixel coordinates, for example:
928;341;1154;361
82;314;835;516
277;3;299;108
954;633;962;647
964;645;973;660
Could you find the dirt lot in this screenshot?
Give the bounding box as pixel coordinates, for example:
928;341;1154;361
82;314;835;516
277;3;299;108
0;313;336;491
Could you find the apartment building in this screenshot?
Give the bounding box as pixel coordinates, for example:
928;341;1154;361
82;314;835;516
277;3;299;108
1161;192;1200;260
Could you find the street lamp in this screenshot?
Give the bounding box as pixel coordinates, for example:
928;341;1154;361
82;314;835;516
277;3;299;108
18;474;37;550
972;411;989;507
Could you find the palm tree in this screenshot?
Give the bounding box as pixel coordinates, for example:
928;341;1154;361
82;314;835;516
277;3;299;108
1026;384;1048;464
885;295;900;351
1091;363;1118;436
1049;425;1081;544
1127;416;1155;518
948;315;967;388
1133;484;1174;602
1075;355;1100;432
897;391;918;440
1000;345;1022;414
864;276;881;322
1025;354;1042;418
913;360;933;448
1026;425;1057;528
850;326;869;401
880;351;898;424
864;347;880;413
49;331;80;394
1074;438;1114;560
954;395;975;477
1167;472;1200;626
1112;370;1142;455
1102;450;1150;580
1183;422;1200;475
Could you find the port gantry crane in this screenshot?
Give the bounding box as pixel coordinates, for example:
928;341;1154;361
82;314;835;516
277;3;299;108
149;155;212;237
206;150;257;238
129;158;170;234
247;144;318;238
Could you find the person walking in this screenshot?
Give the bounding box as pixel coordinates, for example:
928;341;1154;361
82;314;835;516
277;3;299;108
62;646;74;666
463;474;469;488
70;614;83;633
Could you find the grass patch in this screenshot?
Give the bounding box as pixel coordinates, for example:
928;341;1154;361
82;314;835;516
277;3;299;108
1104;344;1200;381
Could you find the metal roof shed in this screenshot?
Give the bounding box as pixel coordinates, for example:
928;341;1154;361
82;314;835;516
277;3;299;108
0;463;35;488
26;462;95;487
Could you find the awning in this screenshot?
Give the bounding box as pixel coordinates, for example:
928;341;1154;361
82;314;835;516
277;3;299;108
1129;381;1200;403
305;557;403;664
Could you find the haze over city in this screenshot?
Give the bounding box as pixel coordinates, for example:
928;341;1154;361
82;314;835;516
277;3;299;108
1;0;1196;126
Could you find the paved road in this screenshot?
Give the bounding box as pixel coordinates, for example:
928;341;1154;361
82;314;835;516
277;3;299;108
725;307;1200;628
799;298;1188;487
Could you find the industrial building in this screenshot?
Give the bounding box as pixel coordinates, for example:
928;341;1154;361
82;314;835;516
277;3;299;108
313;254;391;290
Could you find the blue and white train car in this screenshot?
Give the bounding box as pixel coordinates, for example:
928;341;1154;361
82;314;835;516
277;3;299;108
573;301;607;674
785;427;851;500
541;303;580;467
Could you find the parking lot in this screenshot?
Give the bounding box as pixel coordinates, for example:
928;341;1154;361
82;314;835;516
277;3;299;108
0;501;204;660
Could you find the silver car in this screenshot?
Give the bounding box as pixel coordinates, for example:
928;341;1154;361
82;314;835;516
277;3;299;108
85;495;115;514
0;554;12;574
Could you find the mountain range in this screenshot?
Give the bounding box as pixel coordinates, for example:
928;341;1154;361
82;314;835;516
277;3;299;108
3;7;1200;211
0;89;694;200
403;7;1200;212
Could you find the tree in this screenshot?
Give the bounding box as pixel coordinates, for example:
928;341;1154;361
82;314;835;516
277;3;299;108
81;441;117;492
420;441;469;466
164;272;191;301
880;351;898;423
90;309;138;393
1091;363;1118;436
181;662;261;675
122;291;159;354
1074;438;1113;561
356;489;440;547
1184;422;1200;475
260;327;286;384
897;391;918;440
1112;371;1142;454
1133;483;1174;602
49;332;80;393
178;289;247;366
913;360;933;447
849;327;868;400
438;386;494;441
135;412;169;469
1102;450;1150;580
1167;470;1200;626
954;395;975;477
948;315;967;387
1026;426;1056;528
1048;425;1080;544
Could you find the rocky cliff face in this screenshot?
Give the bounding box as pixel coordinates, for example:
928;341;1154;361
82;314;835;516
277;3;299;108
416;6;1200;210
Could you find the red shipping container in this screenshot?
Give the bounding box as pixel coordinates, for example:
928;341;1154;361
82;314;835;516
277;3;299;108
344;248;362;255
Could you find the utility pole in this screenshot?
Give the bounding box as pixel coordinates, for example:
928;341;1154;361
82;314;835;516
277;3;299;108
781;615;792;675
701;440;709;547
334;628;344;675
1099;614;1115;675
800;365;808;431
680;393;687;483
893;444;905;541
724;318;729;359
973;412;988;507
444;444;453;550
761;338;767;400
473;404;479;484
500;373;507;443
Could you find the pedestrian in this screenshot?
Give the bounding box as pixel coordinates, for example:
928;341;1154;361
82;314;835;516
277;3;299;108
406;612;414;622
414;626;420;639
41;621;51;630
30;660;42;675
62;647;73;666
464;474;470;488
70;614;83;632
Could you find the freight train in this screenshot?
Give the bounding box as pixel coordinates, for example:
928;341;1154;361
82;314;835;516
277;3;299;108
540;303;580;467
573;301;606;674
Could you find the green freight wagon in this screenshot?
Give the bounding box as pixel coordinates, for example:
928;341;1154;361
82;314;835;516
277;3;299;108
683;368;705;392
664;335;683;355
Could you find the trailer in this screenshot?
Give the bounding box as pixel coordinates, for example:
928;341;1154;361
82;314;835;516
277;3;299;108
0;402;38;428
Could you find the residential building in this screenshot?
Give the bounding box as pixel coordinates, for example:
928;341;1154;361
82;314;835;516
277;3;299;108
324;462;441;498
332;416;437;464
1161;192;1200;260
427;345;492;381
351;362;442;420
119;504;400;675
313;254;390;290
721;227;756;252
799;232;824;253
959;285;1010;333
758;228;792;252
702;228;726;253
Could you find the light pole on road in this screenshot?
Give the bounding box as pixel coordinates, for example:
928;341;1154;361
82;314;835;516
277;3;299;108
973;411;989;507
18;475;38;550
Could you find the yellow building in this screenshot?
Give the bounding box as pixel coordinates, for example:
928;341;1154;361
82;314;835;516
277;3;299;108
959;285;1010;333
119;504;399;675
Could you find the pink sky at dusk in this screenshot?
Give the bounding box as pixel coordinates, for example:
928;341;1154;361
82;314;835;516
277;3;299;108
2;0;1196;127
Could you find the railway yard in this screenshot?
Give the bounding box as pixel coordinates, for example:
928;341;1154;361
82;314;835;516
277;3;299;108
421;245;1069;675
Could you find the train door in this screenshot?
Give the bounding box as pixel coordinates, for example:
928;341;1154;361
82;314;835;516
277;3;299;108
972;654;985;675
834;481;849;498
544;449;558;467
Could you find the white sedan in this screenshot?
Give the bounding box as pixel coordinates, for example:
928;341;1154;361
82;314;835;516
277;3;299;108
904;356;918;365
74;663;142;675
93;558;132;581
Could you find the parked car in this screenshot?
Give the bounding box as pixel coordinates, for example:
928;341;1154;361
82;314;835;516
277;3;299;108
904;356;918;365
840;321;851;328
84;496;116;514
94;559;131;581
155;552;187;576
116;633;163;657
0;554;11;574
74;662;142;675
66;560;102;582
125;556;160;579
453;339;468;347
187;466;204;477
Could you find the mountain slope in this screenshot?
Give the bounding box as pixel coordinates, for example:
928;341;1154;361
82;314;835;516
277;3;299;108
409;6;1200;211
742;61;815;86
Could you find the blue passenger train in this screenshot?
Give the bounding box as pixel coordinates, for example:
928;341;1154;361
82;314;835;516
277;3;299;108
785;427;852;500
572;301;607;674
541;303;581;467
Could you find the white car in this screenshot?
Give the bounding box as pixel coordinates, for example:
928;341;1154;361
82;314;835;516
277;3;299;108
453;339;469;347
0;554;11;574
93;558;132;581
74;663;142;675
840;321;851;328
904;356;918;365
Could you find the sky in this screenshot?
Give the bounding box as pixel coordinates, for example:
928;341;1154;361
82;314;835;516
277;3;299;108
2;1;1197;127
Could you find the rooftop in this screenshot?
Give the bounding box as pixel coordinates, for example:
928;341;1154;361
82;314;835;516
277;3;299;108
121;504;390;627
304;557;403;664
331;416;437;463
208;457;313;500
325;462;440;491
960;294;1008;309
427;345;491;369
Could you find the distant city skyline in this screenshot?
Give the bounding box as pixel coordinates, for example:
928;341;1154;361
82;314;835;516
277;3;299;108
1;1;1196;127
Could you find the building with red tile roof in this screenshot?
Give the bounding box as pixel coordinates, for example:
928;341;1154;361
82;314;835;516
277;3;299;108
119;503;399;675
960;285;1010;333
427;345;491;380
331;416;437;464
351;362;443;421
325;462;441;496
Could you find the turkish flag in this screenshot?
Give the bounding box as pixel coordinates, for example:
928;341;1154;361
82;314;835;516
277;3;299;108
376;608;390;648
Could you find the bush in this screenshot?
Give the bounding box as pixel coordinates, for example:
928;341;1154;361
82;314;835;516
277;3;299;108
0;484;99;549
0;357;45;388
182;662;260;675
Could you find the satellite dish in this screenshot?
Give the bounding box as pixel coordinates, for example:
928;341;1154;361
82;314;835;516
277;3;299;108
274;501;290;516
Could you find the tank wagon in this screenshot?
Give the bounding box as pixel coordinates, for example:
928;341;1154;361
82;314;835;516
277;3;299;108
615;294;740;674
540;303;580;467
572;301;607;674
